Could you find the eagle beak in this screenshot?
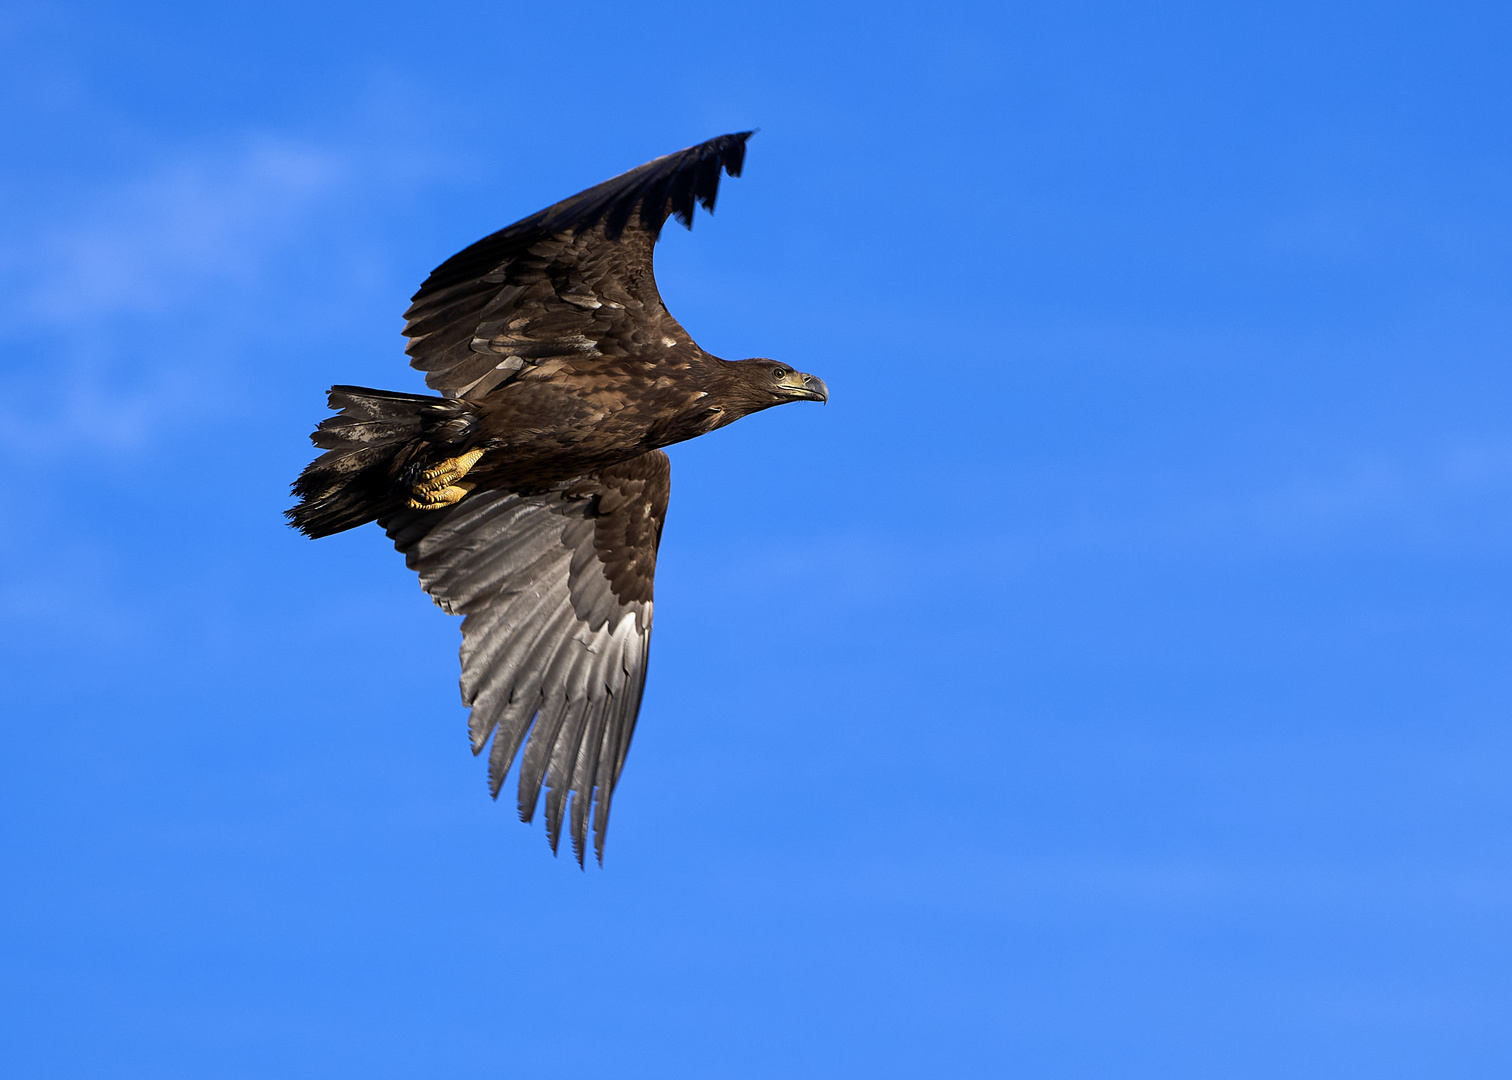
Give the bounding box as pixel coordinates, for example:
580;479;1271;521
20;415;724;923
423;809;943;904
780;371;828;403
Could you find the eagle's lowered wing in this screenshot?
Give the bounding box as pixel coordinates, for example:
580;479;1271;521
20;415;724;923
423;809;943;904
380;451;671;864
401;132;751;398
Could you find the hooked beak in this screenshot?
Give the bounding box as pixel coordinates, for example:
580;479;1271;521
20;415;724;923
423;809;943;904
778;370;829;403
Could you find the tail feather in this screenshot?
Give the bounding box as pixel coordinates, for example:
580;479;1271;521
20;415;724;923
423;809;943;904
288;386;455;538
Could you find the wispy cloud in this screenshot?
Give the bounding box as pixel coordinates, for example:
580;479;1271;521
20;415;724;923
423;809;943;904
1242;441;1512;539
1264;194;1512;271
0;137;351;454
693;437;1512;617
18;137;347;323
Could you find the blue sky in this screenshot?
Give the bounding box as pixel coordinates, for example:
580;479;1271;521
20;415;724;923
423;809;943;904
3;0;1512;1076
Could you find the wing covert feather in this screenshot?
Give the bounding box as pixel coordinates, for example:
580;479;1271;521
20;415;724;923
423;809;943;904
401;133;751;397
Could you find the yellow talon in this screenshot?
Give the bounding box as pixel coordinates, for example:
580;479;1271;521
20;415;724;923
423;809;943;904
408;449;485;508
419;448;485;486
407;481;476;510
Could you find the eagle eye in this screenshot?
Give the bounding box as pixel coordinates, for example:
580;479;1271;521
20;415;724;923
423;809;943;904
772;366;788;380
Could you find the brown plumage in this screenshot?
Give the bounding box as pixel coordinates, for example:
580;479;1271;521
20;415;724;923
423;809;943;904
287;132;827;864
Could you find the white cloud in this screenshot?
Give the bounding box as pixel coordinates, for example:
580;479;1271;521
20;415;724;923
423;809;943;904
1202;439;1512;549
1005;438;1512;564
729;439;1512;606
0;137;352;455
18;137;347;323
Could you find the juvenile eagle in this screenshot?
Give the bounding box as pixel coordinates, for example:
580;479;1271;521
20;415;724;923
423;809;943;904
288;132;827;864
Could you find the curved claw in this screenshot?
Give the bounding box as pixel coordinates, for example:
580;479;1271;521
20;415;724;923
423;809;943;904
408;449;485;509
407;481;476;510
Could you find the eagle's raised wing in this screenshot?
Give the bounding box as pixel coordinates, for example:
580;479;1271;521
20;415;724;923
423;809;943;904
401;132;751;398
380;451;671;864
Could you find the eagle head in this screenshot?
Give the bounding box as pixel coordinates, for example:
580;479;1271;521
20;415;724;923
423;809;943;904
726;358;829;411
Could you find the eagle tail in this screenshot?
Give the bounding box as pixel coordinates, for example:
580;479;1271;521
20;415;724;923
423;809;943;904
287;385;447;538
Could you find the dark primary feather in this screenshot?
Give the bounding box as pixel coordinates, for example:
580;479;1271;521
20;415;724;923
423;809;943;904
379;451;670;864
401;132;751;398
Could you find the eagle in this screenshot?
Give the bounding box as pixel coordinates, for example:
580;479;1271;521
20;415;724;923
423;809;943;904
287;132;827;865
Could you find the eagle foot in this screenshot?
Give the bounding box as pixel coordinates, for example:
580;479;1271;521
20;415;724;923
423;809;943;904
407;449;485;510
407;481;476;510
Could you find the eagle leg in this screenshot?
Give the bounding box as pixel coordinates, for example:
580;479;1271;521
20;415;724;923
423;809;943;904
407;449;485;510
